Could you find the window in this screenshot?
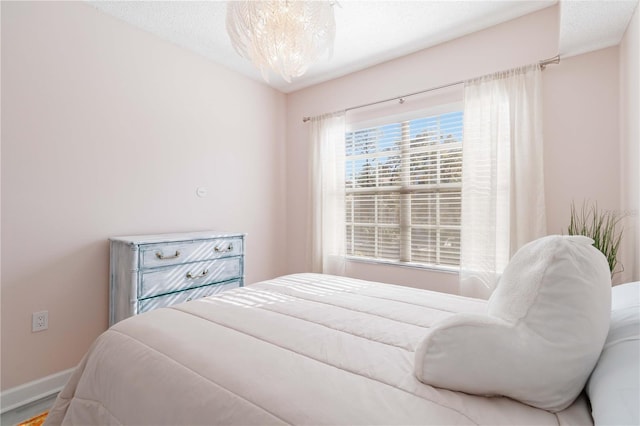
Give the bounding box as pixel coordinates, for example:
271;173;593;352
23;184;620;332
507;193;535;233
345;111;463;268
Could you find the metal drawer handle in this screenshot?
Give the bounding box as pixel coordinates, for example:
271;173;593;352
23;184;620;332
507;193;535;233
215;243;233;253
156;250;181;260
186;269;209;279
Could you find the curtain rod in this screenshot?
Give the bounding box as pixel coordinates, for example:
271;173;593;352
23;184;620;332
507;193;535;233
302;54;560;123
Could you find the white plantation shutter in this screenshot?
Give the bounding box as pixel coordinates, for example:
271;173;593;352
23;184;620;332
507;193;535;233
345;110;463;268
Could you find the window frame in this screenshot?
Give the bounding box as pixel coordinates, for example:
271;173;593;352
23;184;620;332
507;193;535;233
345;102;463;271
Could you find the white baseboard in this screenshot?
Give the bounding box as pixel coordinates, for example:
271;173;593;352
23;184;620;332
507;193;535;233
1;368;74;414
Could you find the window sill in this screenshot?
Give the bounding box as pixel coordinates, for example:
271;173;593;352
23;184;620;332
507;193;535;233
345;256;460;275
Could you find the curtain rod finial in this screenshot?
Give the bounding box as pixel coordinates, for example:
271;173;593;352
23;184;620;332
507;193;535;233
540;54;560;70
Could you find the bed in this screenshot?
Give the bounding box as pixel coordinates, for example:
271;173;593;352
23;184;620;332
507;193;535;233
44;237;639;426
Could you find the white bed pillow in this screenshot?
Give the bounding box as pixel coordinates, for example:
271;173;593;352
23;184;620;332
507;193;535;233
587;281;640;426
415;235;611;412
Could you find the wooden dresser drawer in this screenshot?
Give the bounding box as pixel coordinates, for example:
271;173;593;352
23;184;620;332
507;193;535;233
138;279;241;314
139;256;242;299
110;231;245;325
140;237;243;269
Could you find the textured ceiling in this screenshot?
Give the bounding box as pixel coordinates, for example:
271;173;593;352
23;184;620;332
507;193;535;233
88;1;639;94
559;0;639;58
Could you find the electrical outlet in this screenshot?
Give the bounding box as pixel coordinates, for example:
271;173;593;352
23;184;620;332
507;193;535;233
32;311;48;332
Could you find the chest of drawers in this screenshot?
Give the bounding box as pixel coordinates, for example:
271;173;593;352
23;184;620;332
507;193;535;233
109;231;245;325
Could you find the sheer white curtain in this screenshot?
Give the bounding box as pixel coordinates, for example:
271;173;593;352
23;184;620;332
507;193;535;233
309;112;346;274
460;65;546;299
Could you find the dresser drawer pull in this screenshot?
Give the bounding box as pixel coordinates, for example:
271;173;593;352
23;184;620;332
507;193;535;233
155;250;181;260
186;269;209;279
215;243;233;253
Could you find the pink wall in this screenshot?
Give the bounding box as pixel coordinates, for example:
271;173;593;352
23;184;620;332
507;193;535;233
543;47;621;248
1;2;287;390
285;6;560;293
619;4;640;283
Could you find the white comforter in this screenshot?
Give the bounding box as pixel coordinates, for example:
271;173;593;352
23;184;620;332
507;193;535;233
45;273;592;425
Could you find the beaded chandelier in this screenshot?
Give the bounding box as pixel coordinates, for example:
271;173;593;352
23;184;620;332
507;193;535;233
226;1;336;82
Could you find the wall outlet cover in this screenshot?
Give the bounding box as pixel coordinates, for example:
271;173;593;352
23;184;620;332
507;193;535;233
32;311;48;332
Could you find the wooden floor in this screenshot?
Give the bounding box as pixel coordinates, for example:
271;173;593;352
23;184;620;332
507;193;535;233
1;394;57;426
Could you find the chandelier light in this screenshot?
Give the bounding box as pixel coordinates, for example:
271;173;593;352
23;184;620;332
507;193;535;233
226;1;336;83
